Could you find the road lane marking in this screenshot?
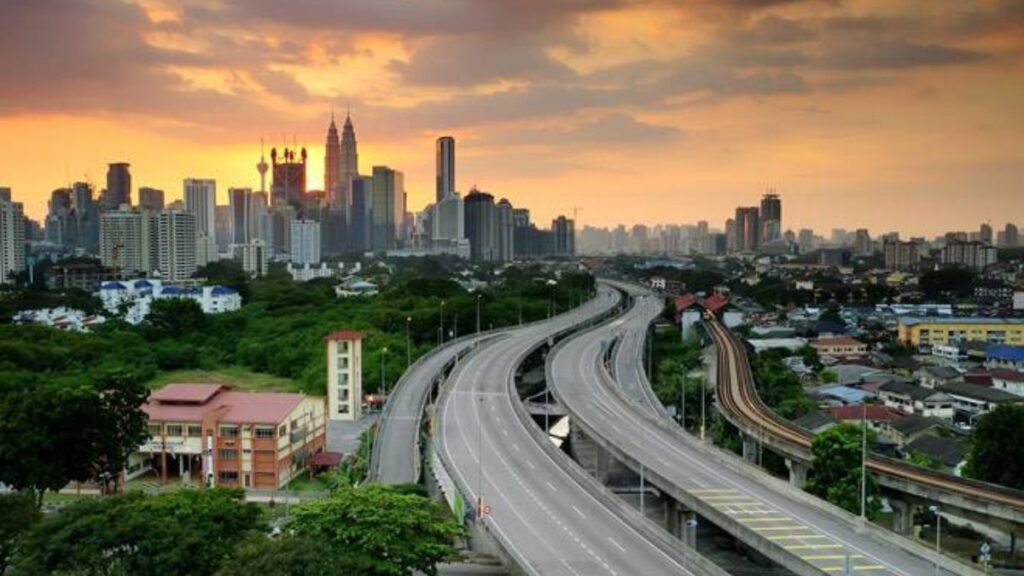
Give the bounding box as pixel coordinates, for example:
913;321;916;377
546;481;558;492
784;544;843;550
739;517;790;523
752;526;811;532
526;460;535;470
607;537;627;553
768;535;829;541
572;505;586;519
801;555;863;561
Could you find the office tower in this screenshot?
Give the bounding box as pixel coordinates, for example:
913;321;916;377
183;178;216;240
883;240;921;272
45;188;72;245
349;176;372;253
1004;223;1019;248
104;162;132;210
941;240;998;271
853;228;872;254
157;210;197;282
325;114;343;208
0;195;26;284
290;219;321;264
237;239;267;277
71;181;99;252
513;208;532;258
339;112;359;214
214;205;231;250
100;206;146;277
798;228;814;253
496;198;514;262
734;207;760;252
552;215;576;257
830;228;848;245
464;188;497;261
270;146;307;206
248;191;268;242
371;166;403;252
228;188;251;244
138;187;165;211
979;223;993;245
436;136;455;203
760;191;782;243
265;201;296;256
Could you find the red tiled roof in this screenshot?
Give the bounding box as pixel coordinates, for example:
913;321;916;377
704;293;729;314
674;294;697;312
990;369;1024;383
149;383;227;404
324;330;365;341
311;452;344;467
825;405;901;422
964;370;994;386
145;386;310;425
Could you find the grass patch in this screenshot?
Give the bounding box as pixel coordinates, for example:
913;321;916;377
148;366;299;393
284;470;333;493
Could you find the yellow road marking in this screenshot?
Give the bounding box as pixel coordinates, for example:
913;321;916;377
769;534;829;541
784;544;842;550
802;554;863;561
821;566;885;572
753;526;810;532
739;517;790;523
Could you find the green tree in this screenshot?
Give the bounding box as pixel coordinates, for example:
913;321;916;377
90;369;150;494
16;489;262;576
806;424;881;518
819;304;843;325
144;297;207;338
291;485;464;576
964;404;1024;489
217;535;356;576
818;369;838;384
0;492;41;574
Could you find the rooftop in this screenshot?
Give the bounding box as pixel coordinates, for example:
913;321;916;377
900;317;1024;327
879;381;949;401
888;414;946;437
324;330;365;341
145;384;310;425
937;381;1021;403
905;436;968;468
812;336;865;348
149;383;227;404
988;345;1024;362
825;404;902;422
988;369;1024;383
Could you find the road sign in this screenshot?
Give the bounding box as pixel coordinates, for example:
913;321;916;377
980;541;991;564
685;519;698;529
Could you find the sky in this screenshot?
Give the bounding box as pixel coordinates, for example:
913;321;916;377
1;0;1022;237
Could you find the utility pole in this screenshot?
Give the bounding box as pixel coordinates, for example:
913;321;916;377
929;505;941;576
860;401;867;519
380;347;388;400
405;317;412;368
476;294;482;334
439;300;445;345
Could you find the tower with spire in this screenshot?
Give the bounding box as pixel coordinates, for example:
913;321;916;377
339;110;358;214
325;113;342;208
257;138;269;194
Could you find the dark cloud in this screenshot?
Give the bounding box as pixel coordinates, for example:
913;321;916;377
820;41;984;69
390;36;576;87
485;113;681;147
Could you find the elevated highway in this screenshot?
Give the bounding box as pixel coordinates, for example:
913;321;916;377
546;280;974;576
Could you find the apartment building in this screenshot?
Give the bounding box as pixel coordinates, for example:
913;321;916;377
898;317;1024;347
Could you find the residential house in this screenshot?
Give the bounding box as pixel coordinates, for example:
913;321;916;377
878;381;954;419
811;336;867;359
793;411;837;434
883;414;949;446
917;365;962;389
986;346;1024;372
991;369;1024;397
903;436;968;472
936;381;1021;424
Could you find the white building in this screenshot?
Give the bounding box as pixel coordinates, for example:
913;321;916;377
99;278;241;324
234;239;268;277
289;219;321;264
183;178;216;240
0;195;26;284
287;262;344;282
100;206;150;276
1015;289;1024;311
326;331;363;421
157;210;197;282
12;307;106;332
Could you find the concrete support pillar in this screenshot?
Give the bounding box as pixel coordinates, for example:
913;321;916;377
742;434;758;463
664;499;680;537
683;511;698;549
786;458;808;489
890;499;914;535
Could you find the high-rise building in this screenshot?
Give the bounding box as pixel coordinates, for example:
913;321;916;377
436;136;455;203
228;188;251;244
432;192;464;241
734;207;760;252
45;188;72;246
325;114;343;209
1003;223;1019;248
552;215;576;257
0;195;26;284
350;176;372;253
104;162;132;210
271;147;307;207
979;223;993;245
236;239;267;277
157;210;197;282
496;198;514;262
248;191;268;242
326;331;363;421
100;206;148;277
138;187;165;211
853;228;872;254
941;240;997;271
883;240;921;272
289;219;321;264
513;208;532;259
760;191;782;243
340;113;358;214
71;181;99;253
371;167;403;252
797;228;814;253
464;188;497;262
183;178;216;241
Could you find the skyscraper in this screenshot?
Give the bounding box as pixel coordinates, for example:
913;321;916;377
0;194;26;284
340;112;358;213
734;207;760;252
104;162;132;210
157;210;198;282
979;223;993;245
436;136;455;203
325;114;342;209
760;191;782;244
350;176;373;253
100;206;148;277
138;187;165;211
270;147;307;207
464;188;497;262
552;215;576;257
290;219;321;264
228;187;251;244
1004;223;1019;248
496;198;514;262
854;228;872;254
183;178;216;240
371;166;403;252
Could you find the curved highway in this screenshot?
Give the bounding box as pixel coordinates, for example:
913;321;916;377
436;286;704;575
548;281;967;576
371;332;503;484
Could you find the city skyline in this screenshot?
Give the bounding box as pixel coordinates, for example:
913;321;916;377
1;1;1023;235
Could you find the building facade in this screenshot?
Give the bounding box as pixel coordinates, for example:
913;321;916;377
899;317;1024;347
289;219;321;265
157;210;198;282
464;189;497;261
0;196;26;284
436;136;455;203
326;331;364;421
104;162;132;210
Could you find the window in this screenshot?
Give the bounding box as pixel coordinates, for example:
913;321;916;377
219;425;239;438
255;426;275;439
165;424;183;437
187;425;202;437
148;424;162;437
218;471;239;483
278;425;287;438
218;449;238;460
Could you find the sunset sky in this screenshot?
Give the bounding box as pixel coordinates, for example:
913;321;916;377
2;0;1022;236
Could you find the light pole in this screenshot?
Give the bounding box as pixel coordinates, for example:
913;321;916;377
405;317;412;368
680;374;686;430
439;300;446;345
453;312;459;340
477;396;485;519
700;368;707;441
380;346;388;401
476;293;482;334
929;505;941;576
860;401;867;519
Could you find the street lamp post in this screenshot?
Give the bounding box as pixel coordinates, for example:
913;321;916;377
380;346;388;401
405;317;412;368
680;374;686;430
929;505;941;576
439;300;446;345
860;401;867;519
476;294;482;334
477;396;485;519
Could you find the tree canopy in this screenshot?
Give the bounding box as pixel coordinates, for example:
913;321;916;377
965;404;1024;489
806;423;881;518
0;492;40;574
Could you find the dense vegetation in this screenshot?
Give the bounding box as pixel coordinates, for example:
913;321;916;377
964;404;1024;490
806;423;881;519
749;347;819;420
649;322;707;431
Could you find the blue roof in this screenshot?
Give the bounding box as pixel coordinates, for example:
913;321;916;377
814;385;875;404
211;286;237;296
161;286;183;295
988;345;1024;362
135;280;153;288
101;281;127;290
